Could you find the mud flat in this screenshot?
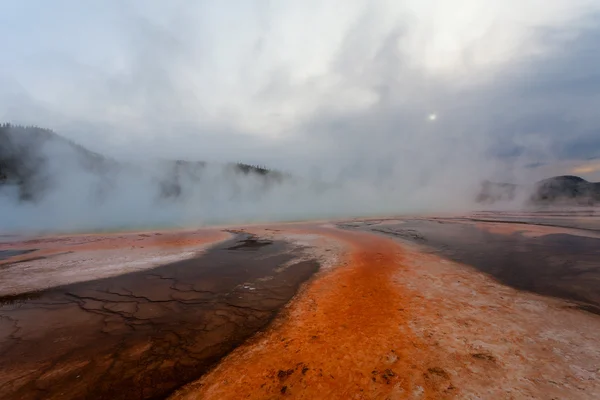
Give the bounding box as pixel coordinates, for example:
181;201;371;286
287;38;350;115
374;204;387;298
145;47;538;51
466;209;600;232
343;214;600;314
0;232;319;400
3;216;600;399
173;221;600;399
170;227;453;400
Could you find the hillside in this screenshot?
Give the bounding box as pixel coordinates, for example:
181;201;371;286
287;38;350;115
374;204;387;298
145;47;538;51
476;175;600;206
0;124;118;201
0;124;283;203
530;175;600;205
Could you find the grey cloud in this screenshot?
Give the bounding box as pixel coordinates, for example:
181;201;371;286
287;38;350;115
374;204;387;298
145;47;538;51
283;11;600;189
2;2;600;231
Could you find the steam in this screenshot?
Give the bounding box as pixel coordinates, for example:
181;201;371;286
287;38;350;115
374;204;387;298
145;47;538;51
0;134;483;232
1;1;600;232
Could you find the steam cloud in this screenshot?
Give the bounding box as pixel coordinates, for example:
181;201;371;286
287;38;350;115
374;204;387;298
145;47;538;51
1;1;600;232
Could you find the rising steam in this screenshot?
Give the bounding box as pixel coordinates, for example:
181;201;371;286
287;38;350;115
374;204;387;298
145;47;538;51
1;1;600;232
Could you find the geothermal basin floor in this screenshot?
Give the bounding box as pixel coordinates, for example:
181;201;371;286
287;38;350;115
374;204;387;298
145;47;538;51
2;213;600;399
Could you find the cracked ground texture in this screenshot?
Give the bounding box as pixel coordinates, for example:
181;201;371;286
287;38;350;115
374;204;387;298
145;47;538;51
170;227;458;400
0;233;319;400
2;214;600;399
172;222;600;400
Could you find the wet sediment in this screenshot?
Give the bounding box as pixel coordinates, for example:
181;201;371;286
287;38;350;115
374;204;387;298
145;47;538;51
170;227;455;400
173;222;600;400
0;249;36;261
0;233;319;400
344;218;600;313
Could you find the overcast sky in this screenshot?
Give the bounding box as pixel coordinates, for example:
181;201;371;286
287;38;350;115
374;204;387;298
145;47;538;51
1;0;600;181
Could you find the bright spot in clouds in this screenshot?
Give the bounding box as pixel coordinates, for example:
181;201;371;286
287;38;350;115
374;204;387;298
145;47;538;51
428;114;437;121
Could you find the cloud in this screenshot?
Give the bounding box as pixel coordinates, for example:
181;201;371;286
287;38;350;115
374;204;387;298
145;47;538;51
1;1;600;230
572;162;600;175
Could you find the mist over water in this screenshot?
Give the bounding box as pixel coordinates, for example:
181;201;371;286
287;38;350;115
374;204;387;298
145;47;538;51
0;132;482;233
1;1;600;232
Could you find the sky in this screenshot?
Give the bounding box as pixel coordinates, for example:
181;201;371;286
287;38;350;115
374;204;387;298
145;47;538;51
1;0;600;182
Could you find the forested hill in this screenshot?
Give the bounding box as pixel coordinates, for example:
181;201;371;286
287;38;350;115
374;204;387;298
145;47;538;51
476;175;600;206
0;123;283;202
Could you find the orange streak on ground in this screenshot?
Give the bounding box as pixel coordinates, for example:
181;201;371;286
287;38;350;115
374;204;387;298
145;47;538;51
172;227;455;400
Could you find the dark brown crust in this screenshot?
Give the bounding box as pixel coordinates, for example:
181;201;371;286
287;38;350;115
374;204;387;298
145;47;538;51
0;233;319;400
